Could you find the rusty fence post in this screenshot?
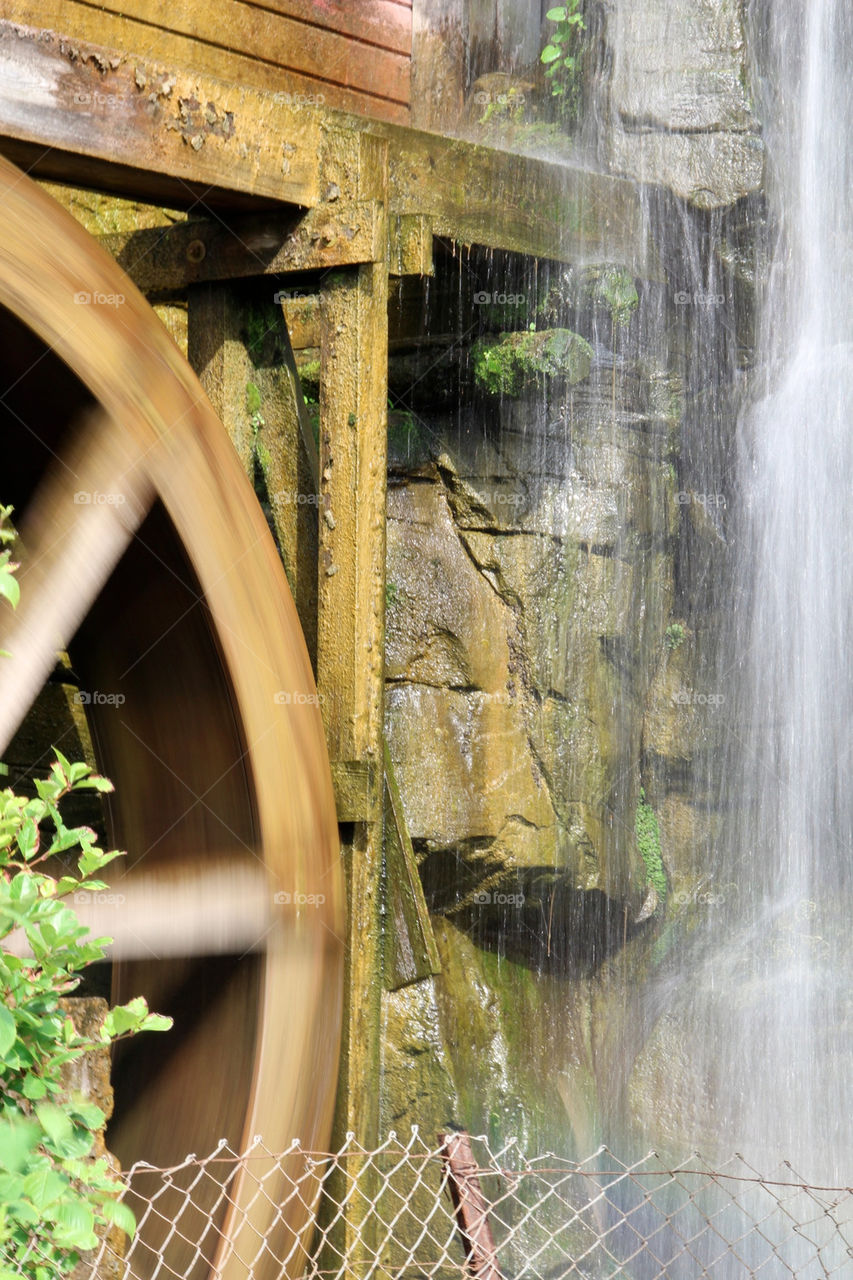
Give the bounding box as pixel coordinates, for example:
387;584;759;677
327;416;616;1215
439;1131;503;1280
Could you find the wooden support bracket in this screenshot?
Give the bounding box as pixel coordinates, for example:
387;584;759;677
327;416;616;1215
330;759;380;823
100;202;384;293
384;741;441;989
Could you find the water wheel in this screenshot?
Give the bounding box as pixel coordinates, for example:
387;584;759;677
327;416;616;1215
0;155;344;1278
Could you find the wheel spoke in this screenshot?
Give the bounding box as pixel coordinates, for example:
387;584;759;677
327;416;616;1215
2;858;276;959
0;409;153;753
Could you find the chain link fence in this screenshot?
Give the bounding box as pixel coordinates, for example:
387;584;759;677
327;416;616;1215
9;1131;853;1280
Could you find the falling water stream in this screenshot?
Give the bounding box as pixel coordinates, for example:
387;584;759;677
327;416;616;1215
686;0;853;1182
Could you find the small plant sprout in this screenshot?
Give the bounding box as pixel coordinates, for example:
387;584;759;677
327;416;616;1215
540;4;586;122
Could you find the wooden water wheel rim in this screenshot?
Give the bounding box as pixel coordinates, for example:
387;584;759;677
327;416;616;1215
0;155;344;1278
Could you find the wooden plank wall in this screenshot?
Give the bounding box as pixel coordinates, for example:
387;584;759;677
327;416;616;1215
6;0;412;124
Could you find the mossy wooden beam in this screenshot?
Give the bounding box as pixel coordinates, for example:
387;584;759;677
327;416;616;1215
185;281;319;657
384;741;441;990
100;203;385;292
0;19;657;272
315;142;388;1107
313;133;388;1272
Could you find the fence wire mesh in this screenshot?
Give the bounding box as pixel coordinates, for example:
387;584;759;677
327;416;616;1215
8;1131;853;1280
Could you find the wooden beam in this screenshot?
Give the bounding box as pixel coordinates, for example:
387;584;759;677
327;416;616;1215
0;20;658;272
185;281;319;657
313;132;388;1274
100;202;384;292
0;19;322;208
384;741;441;990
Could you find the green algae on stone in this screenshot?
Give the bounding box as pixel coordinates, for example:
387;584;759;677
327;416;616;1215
636;788;667;900
471;328;593;397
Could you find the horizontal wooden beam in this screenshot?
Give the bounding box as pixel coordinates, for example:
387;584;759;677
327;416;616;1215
0;19;322;208
0;19;658;273
101;202;384;291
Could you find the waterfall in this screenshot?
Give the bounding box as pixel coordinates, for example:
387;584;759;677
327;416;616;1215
678;0;853;1183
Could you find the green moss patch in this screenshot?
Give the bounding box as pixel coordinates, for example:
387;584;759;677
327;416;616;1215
471;328;593;397
635;788;667;900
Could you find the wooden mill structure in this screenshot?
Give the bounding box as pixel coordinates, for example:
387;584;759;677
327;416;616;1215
0;3;653;1273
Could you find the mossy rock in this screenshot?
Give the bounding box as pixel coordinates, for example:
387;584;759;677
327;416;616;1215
471;328;593;397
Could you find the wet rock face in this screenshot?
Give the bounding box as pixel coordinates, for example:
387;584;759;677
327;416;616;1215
604;0;764;206
385;359;681;935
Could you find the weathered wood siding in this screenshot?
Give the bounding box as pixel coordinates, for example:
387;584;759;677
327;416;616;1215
5;0;412;123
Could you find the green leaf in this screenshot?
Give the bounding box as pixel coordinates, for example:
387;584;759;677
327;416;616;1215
67;1101;105;1130
15;818;38;861
0;1003;15;1054
140;1012;173;1034
23;1165;67;1209
98;1197;136;1239
0;1005;16;1056
51;1199;97;1251
102;1004;143;1038
540;43;562;63
22;1075;47;1101
34;1101;72;1146
546;6;568;17
0;570;20;610
0;1116;39;1172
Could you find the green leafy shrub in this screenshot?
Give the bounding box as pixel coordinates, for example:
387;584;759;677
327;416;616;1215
635;788;667;901
0;508;171;1278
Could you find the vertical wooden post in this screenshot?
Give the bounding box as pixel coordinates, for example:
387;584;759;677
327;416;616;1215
314;134;388;1273
187;280;319;659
